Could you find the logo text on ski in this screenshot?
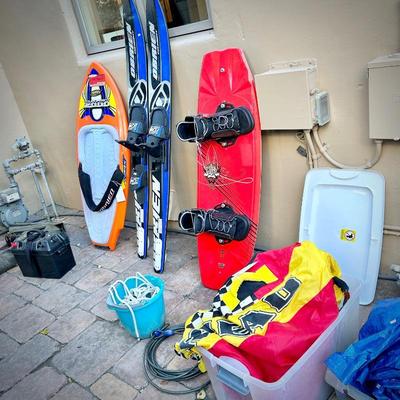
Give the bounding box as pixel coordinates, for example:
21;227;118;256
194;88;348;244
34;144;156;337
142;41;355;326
148;21;159;81
125;22;137;82
152;175;163;271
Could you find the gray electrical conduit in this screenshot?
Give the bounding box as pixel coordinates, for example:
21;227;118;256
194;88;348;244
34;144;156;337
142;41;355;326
304;129;319;169
309;127;400;237
384;225;400;232
384;230;400;237
312;125;383;169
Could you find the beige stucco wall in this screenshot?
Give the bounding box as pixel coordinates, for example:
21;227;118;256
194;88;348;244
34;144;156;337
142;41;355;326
0;0;399;271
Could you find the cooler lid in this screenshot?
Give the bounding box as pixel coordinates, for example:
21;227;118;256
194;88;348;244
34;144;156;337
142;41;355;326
368;53;400;69
299;169;385;305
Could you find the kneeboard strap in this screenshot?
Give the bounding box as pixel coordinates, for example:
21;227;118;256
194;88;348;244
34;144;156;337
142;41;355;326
78;163;124;212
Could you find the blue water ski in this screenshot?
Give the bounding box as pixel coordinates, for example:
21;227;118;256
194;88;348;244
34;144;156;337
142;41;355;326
121;0;150;258
145;0;171;273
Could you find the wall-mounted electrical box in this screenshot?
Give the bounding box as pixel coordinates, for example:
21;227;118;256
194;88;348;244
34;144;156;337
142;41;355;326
255;59;330;130
315;91;330;126
368;53;400;141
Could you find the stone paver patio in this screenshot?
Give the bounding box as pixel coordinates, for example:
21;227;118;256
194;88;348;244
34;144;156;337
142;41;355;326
0;216;214;400
0;214;397;399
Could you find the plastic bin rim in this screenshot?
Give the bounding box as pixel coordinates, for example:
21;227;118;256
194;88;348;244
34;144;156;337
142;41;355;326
106;275;164;312
200;274;361;389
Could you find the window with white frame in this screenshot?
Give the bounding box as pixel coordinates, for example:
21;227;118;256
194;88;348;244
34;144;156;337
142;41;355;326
72;0;213;55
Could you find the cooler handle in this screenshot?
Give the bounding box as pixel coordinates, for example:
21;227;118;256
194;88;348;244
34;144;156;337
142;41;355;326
216;366;250;396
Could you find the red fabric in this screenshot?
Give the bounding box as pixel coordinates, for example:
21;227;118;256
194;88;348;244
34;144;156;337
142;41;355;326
209;244;339;382
253;242;300;297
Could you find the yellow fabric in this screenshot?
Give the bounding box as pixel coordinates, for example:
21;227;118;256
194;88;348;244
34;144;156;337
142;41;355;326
175;241;344;362
219;265;278;313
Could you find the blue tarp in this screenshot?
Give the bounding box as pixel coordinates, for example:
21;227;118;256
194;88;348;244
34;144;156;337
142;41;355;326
326;298;400;400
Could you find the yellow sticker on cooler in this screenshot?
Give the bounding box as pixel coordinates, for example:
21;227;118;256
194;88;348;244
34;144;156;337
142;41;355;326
340;229;356;242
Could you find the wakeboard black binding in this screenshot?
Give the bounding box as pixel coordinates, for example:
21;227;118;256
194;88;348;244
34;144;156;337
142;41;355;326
178;204;251;244
176;103;254;146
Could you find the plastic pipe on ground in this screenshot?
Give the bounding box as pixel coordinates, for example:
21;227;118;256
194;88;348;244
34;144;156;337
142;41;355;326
312;126;383;169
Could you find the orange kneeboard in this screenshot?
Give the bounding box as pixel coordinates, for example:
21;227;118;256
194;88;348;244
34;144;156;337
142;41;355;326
76;62;130;250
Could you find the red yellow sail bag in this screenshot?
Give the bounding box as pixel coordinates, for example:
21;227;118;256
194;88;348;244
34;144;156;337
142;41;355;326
176;241;348;382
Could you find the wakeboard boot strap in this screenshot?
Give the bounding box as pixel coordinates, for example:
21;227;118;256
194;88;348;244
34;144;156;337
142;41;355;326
178;204;251;243
176;104;254;144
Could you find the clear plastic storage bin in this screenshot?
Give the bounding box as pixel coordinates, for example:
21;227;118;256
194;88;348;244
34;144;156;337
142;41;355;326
201;275;361;400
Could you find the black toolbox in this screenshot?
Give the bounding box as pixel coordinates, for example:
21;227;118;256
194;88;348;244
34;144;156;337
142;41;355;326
11;224;75;279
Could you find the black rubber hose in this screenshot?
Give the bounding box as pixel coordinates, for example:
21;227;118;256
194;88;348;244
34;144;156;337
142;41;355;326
143;324;210;395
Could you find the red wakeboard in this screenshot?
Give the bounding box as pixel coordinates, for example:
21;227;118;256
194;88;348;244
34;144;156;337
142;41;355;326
196;48;262;289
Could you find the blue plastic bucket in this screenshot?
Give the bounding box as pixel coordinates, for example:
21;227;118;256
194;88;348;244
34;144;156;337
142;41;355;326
106;275;165;339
